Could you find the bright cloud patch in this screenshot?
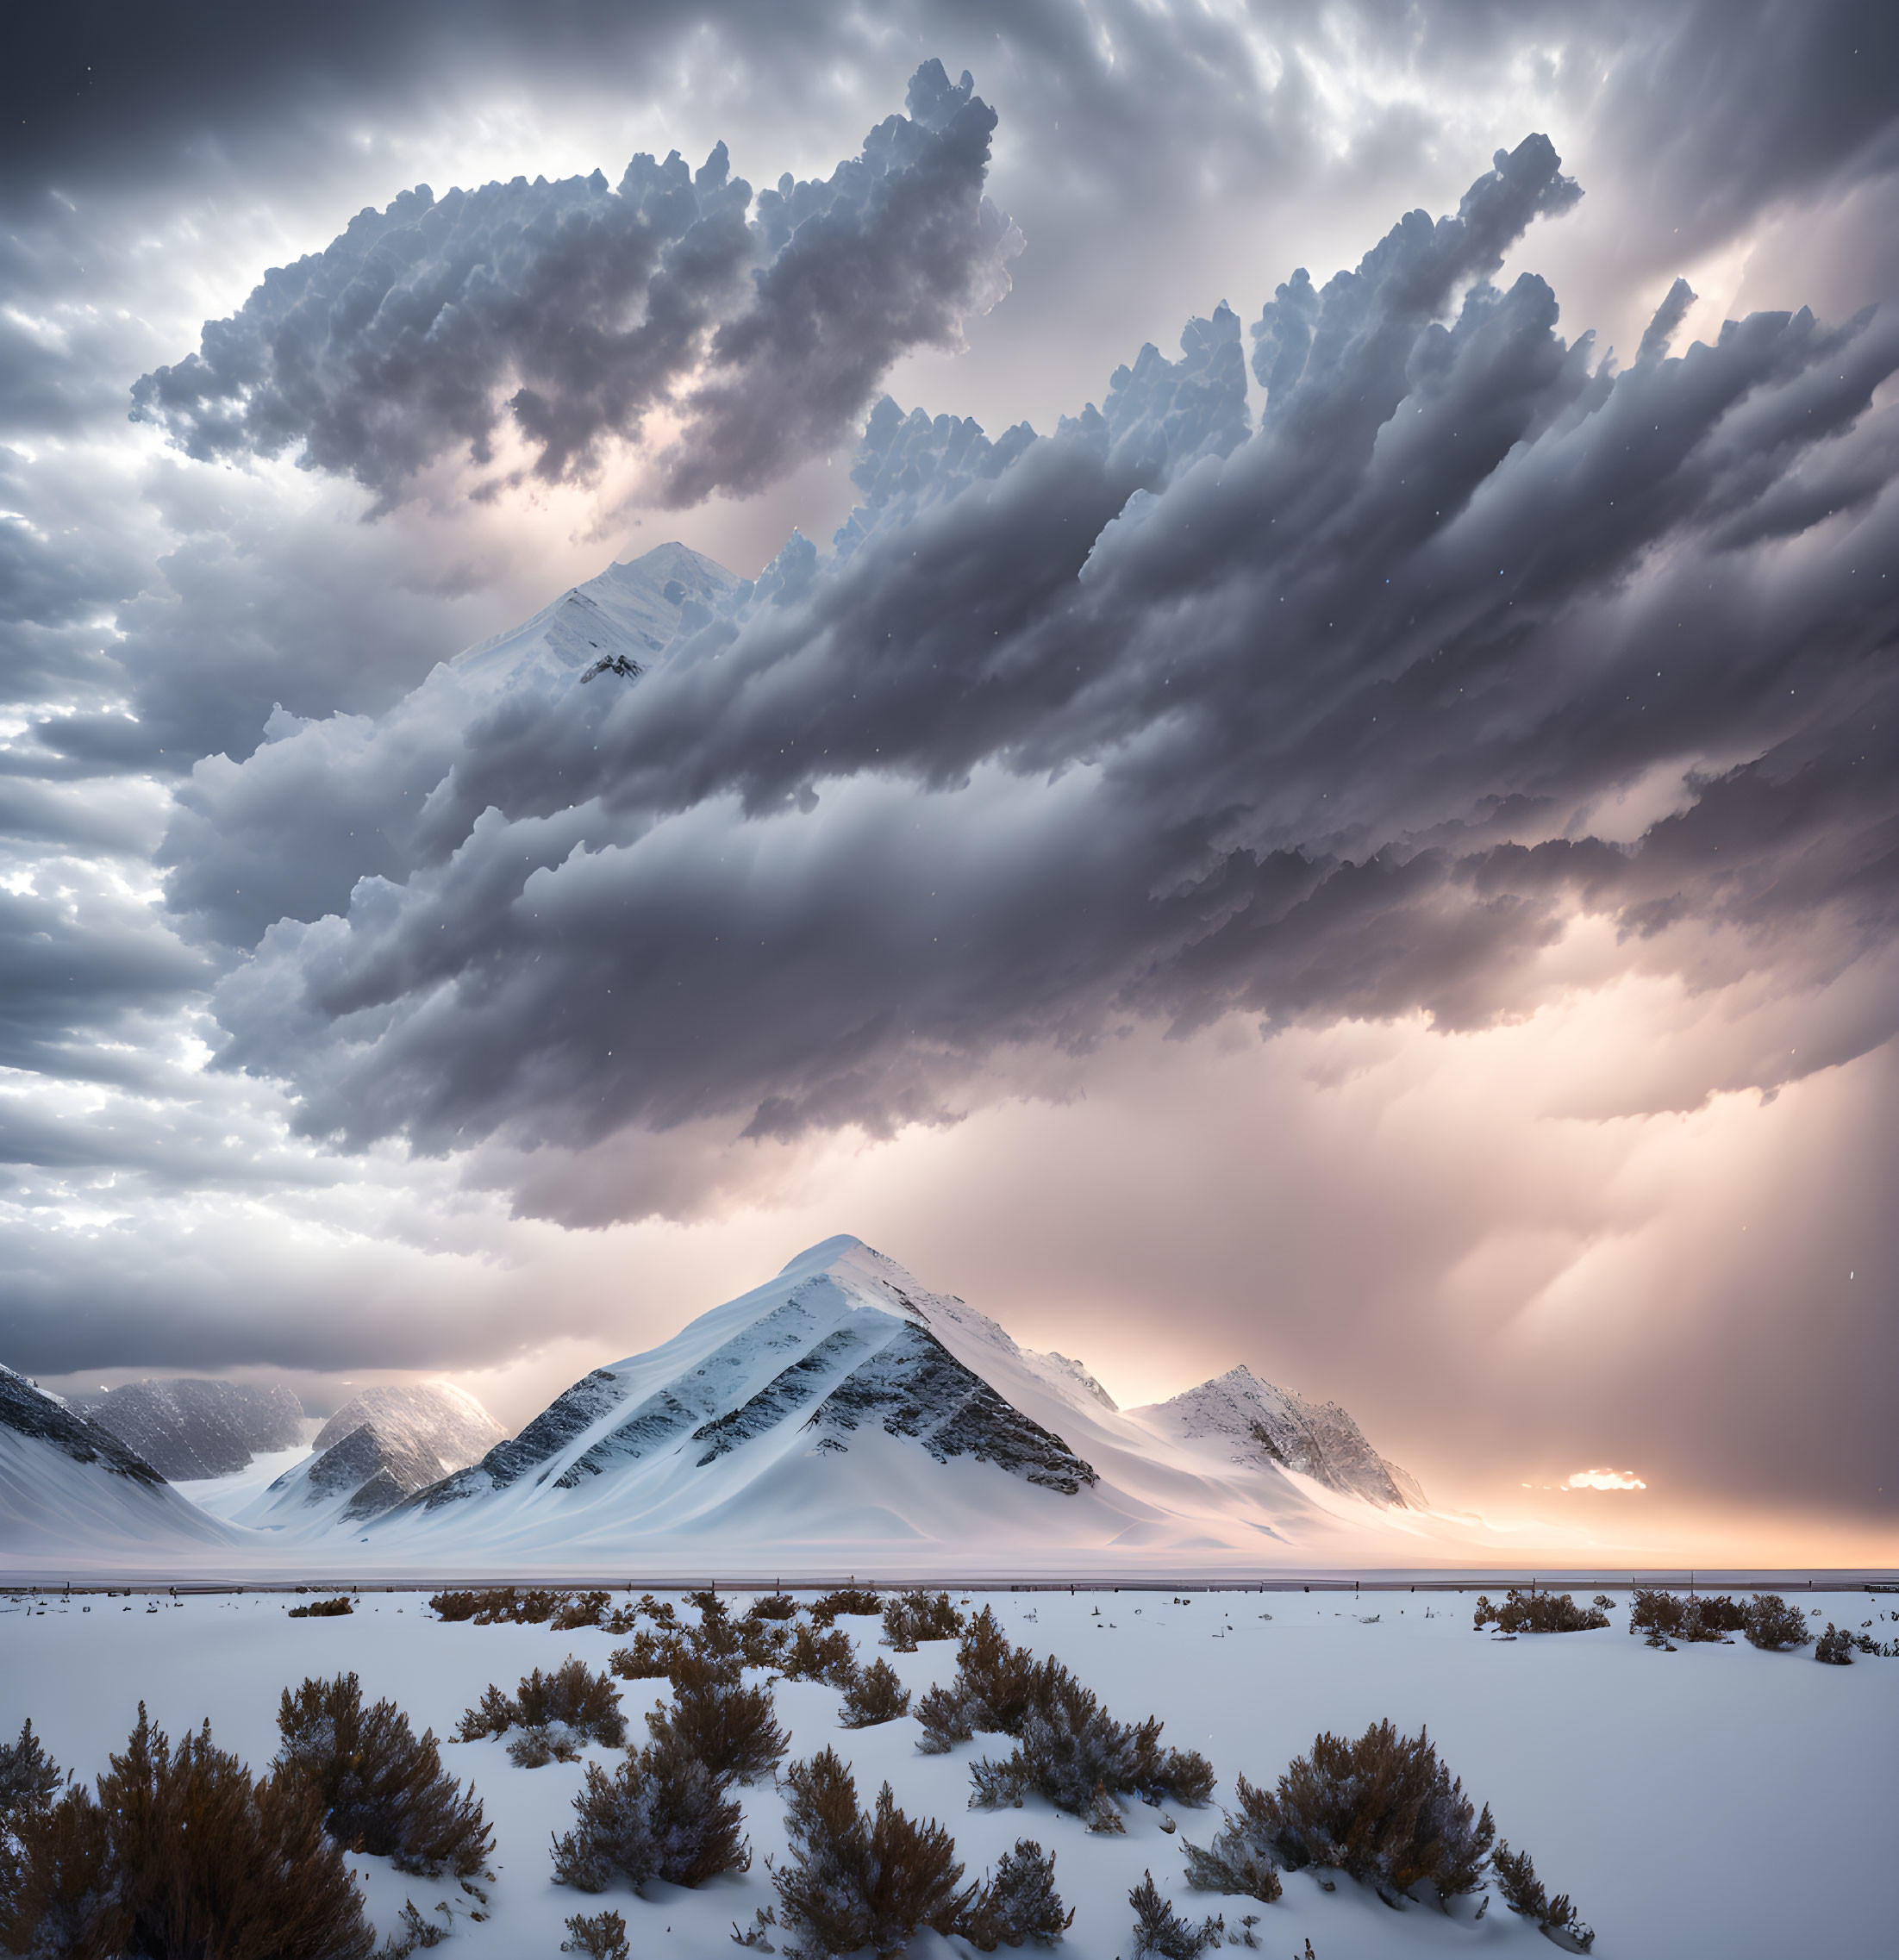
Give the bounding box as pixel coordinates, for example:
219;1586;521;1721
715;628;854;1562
1567;1468;1648;1492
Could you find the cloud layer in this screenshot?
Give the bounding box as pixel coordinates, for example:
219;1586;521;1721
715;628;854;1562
172;135;1899;1178
129;63;1020;511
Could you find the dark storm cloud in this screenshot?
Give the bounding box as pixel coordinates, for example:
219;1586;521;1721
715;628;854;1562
128;64;1018;514
178;136;1899;1164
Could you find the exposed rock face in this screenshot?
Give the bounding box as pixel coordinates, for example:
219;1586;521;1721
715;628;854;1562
2;1366;166;1485
245;1383;508;1531
1133;1365;1425;1509
413;1237;1099;1527
66;1378;305;1481
313;1383;505;1471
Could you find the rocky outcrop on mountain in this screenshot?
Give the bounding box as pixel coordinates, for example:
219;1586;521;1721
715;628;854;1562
3;1367;166;1485
233;1383;507;1536
71;1378;306;1481
1131;1365;1424;1509
313;1383;505;1471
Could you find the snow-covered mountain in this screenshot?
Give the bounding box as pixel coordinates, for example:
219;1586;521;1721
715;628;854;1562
449;540;739;695
1129;1367;1427;1510
70;1377;307;1481
0;1365;237;1561
233;1383;507;1539
347;1236;1460;1575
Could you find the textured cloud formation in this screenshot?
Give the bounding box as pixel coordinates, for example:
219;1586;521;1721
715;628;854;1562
128;63;1019;510
171;134;1899;1169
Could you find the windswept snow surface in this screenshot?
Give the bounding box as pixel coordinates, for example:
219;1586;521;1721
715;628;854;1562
0;1366;238;1560
1;1585;1892;1958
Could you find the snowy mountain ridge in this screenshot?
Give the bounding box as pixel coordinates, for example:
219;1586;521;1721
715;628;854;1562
1130;1365;1426;1511
0;1364;238;1560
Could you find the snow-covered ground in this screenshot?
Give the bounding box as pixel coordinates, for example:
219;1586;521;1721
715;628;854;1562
3;1585;1892;1958
171;1442;318;1520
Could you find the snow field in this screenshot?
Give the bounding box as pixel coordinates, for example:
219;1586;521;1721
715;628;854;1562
3;1586;1893;1958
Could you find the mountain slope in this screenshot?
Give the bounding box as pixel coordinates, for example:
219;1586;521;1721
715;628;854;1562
449;541;739;695
233;1383;508;1539
71;1378;306;1481
356;1236;1452;1573
1128;1367;1426;1510
0;1366;237;1560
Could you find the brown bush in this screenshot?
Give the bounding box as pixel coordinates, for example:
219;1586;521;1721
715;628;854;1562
881;1590;966;1651
646;1650;787;1783
1742;1594;1813;1651
1492;1838;1595;1951
1181;1774;1284;1903
562;1907;630;1957
0;1718;63;1925
960;1838;1073;1950
840;1658;912;1728
1128;1870;1224;1957
959;1648;1214;1814
1628;1589;1744;1645
276;1672;490;1877
782;1623;859;1687
774;1747;971;1957
1471;1590;1609;1634
747;1592;804;1622
428;1586;565;1625
2;1705;374;1960
809;1587;884;1626
552;1591;611;1631
609;1629;685;1680
456;1658;626;1750
550;1736;749;1895
1238;1720;1493;1905
287;1595;354;1620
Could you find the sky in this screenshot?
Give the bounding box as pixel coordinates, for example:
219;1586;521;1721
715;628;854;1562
3;0;1896;1564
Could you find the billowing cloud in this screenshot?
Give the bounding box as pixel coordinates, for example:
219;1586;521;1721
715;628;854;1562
128;63;1019;511
1566;1468;1648;1491
174;135;1899;1170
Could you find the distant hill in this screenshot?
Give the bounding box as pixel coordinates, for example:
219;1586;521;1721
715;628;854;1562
71;1378;306;1481
0;1366;235;1559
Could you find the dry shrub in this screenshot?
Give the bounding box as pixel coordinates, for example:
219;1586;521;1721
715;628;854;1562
1241;1720;1493;1905
552;1591;611;1631
550;1738;749;1895
276;1672;490;1877
882;1590;966;1651
1628;1589;1745;1646
917;1608;1039;1751
562;1907;630;1957
2;1705;374;1960
288;1595;354;1620
747;1592;804;1622
0;1719;63;1925
1742;1595;1813;1651
456;1658;626;1750
1181;1774;1284;1902
1815;1623;1854;1664
1128;1871;1223;1958
774;1747;971;1958
1471;1590;1609;1634
961;1838;1073;1950
1492;1839;1595;1951
840;1658;912;1728
429;1587;565;1626
782;1623;859;1687
609;1629;685;1681
809;1587;884;1626
960;1650;1214;1814
646;1650;787;1783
